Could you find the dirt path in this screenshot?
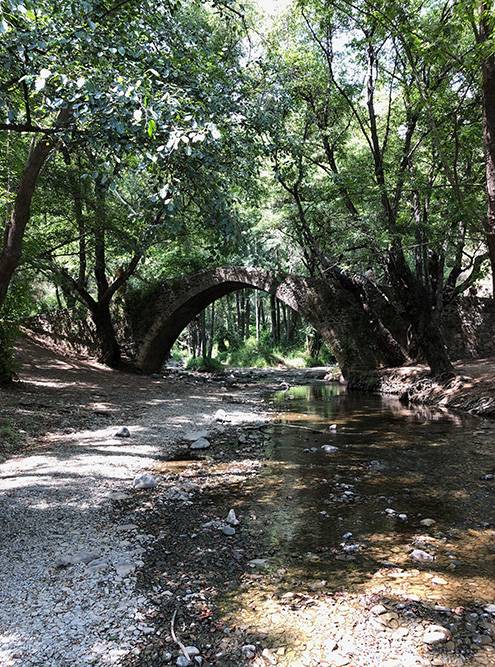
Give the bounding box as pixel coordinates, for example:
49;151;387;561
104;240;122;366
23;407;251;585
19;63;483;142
0;338;268;666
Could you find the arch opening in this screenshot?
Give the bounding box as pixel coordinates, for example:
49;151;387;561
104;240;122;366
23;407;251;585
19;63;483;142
170;287;335;371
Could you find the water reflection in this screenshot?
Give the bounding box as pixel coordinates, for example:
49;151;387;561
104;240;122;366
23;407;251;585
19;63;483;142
249;383;495;603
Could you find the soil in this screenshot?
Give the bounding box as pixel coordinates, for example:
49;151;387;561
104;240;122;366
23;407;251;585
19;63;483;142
346;357;495;419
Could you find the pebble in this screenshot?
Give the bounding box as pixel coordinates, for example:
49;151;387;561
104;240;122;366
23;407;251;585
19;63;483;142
133;473;157;490
329;424;337;431
423;625;451;644
190;437;210;450
115;562;136;577
321;445;339;454
370;604;387;615
410;548;434;562
214;409;227;422
184;430;209;442
241;644;256;659
261;648;277;664
248;558;268;569
176;657;191;667
485;604;495;614
419;518;436;527
185;646;200;656
226;509;239;526
222;526;236;536
115;426;130;438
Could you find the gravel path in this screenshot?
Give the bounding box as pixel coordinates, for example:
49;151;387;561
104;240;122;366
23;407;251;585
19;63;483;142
0;338;265;666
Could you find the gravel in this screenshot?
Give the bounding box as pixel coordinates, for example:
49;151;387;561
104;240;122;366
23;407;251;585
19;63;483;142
0;362;266;667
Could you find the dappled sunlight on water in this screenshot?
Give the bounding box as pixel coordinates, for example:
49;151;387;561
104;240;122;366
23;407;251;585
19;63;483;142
210;383;495;664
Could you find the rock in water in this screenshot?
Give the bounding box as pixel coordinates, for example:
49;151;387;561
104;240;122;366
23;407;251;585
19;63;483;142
184;647;200;657
321;444;339;453
411;548;434;562
190;437;210;450
133;473;157;490
115;426;130;438
176;658;191;667
214;409;227;422
226;509;239;526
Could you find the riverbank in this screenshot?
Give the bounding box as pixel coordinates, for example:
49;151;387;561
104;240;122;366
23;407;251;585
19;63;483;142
346;358;495;420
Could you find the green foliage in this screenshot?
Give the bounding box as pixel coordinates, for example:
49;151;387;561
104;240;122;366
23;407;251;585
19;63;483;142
0;269;39;382
185;355;223;373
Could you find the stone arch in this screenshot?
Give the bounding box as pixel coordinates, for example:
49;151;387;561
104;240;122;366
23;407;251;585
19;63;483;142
126;267;403;376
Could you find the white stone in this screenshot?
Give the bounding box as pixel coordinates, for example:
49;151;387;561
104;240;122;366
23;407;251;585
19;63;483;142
423;625;451;644
184;647;200;657
321;445;339;453
226;509;239;526
176;657;191;667
411;548;434;562
248;558;268;569
214;409;227;422
133;473;157;490
485;604;495;614
370;604;387;615
222;526;236;536
329;424;337;431
242;644;256;659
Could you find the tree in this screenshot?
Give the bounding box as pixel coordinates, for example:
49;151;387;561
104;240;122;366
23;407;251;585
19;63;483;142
261;0;489;374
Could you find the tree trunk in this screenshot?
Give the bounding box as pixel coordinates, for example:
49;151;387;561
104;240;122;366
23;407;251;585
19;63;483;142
207;302;215;359
270;294;278;343
91;303;121;367
480;5;495;294
387;245;453;375
0;109;70;309
0;138;55;307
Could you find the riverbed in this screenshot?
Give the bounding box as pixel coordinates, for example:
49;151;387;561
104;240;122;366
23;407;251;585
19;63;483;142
122;379;495;667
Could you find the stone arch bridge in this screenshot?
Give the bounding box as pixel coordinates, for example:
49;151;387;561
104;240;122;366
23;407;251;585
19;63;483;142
126;266;405;377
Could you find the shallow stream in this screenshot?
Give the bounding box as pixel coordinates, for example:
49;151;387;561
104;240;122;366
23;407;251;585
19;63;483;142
245;382;495;604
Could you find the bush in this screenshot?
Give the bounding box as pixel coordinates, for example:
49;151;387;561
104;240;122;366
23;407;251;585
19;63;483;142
185;356;224;373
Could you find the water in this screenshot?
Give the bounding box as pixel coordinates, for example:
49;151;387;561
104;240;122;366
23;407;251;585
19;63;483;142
241;383;495;604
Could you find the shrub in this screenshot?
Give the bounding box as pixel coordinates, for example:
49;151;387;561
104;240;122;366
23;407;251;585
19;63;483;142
186;356;224;373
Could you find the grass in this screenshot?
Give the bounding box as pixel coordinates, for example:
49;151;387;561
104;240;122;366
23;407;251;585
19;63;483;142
0;419;22;460
181;336;335;371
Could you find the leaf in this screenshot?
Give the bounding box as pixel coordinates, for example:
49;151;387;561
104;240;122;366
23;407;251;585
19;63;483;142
133;109;143;122
147;118;157;137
